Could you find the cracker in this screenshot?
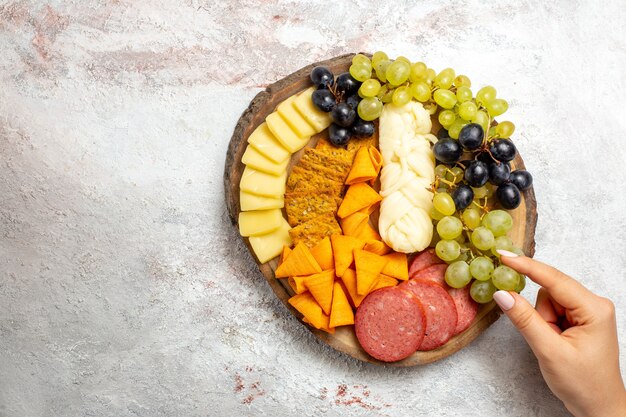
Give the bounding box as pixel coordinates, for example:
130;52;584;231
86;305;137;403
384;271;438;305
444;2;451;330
288;212;342;248
286;166;344;193
285;188;342;227
300;148;352;179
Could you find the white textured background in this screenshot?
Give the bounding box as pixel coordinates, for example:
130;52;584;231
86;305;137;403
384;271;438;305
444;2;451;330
1;1;625;416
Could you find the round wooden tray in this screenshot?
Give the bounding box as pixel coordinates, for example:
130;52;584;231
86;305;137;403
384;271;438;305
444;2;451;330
224;53;537;366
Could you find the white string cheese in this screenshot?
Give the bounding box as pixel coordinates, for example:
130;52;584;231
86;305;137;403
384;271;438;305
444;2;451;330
378;102;435;253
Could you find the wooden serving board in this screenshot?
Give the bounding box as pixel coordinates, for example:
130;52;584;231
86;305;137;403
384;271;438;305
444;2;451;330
224;53;537;366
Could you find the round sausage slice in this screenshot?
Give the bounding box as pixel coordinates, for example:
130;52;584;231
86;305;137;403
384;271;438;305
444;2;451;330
400;279;458;351
411;263;448;287
448;285;479;335
355;286;426;362
408;248;445;277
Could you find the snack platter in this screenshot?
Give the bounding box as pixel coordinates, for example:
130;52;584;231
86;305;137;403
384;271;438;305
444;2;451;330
224;53;537;366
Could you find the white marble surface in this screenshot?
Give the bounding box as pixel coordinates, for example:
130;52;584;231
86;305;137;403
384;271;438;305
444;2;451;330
1;1;625;416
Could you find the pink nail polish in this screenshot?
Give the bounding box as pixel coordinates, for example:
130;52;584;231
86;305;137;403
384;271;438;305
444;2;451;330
497;249;518;258
493;290;515;311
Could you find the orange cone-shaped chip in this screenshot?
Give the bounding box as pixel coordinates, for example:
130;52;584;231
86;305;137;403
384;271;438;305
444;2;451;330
329;282;354;327
330;234;365;277
340;268;367;308
275;242;322;278
310;236;334;271
337;183;382;219
354;249;388;295
381;252;409;281
304;269;335;315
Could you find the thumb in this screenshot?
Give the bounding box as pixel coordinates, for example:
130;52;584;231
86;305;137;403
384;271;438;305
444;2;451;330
493;290;562;358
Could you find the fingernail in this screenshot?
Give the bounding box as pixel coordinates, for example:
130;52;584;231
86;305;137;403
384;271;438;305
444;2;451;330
493;290;515;311
497;249;518;258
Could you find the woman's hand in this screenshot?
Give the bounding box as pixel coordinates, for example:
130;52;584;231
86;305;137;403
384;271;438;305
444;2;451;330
493;250;626;417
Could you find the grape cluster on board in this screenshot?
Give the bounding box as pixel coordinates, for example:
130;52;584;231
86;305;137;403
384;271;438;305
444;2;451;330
309;52;535;304
310;67;375;146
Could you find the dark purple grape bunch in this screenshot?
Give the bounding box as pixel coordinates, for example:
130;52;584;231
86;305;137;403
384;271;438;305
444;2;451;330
433;123;533;210
310;66;374;146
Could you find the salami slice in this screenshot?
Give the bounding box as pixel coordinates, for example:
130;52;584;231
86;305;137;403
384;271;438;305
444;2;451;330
355;286;426;362
411;263;448;287
408;248;445;277
447;286;479;335
400;279;458;351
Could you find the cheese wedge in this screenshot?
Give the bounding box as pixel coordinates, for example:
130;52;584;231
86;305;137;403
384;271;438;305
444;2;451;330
266;112;309;153
277;95;317;138
247;122;290;164
240;191;284;211
241;145;289;176
238;209;283;236
293;87;333;133
248;217;292;263
239;166;287;198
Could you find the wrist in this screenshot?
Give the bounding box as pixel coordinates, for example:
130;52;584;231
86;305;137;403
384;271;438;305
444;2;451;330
575;389;626;417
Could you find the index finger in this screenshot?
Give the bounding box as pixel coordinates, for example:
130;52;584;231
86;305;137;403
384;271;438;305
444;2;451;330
497;251;595;311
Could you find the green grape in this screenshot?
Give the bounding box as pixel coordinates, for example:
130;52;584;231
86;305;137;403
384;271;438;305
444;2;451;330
435;164;448;178
476;85;497;107
456;86;473;103
455;233;466;244
380;87;394;103
445;261;472;288
470;256;494;281
491;235;513;258
446;167;464;184
471;226;495;250
376;84;389;100
350;62;372;82
430;206;446;221
470;279;497;303
515;275;526;293
352;53;371;65
375;60;391;83
511;246;525;257
472;186;488;199
437;216;463;240
485;183;497;198
410;81;431;102
481;210;513;237
433;89;457;109
425;68;436;83
488;126;497;138
371;51;388;66
392;86;412;106
357;97;383;121
495;121;515;138
425;102;438;114
386;60;411;86
438;110;456;128
359;79;381;98
450;251;469;264
433;192;456;216
409;62;428;82
454;74;471;87
434;68;455;89
494;235;513;251
396;55;411;64
462;208;482;230
492;265;520;291
485;98;509;117
436;239;461;262
471;110;490;131
458;101;478;121
448;118;467;139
